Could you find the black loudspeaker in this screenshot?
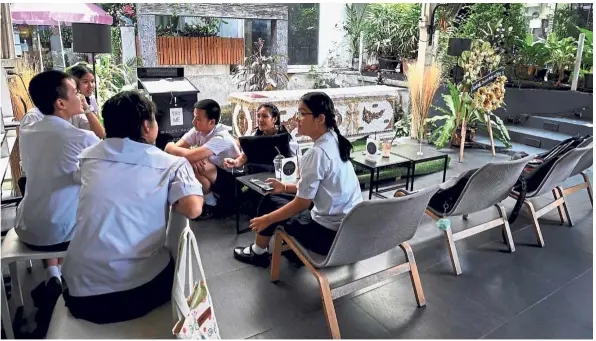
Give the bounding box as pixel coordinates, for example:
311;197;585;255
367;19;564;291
447;38;472;57
72;23;111;54
72;23;112;99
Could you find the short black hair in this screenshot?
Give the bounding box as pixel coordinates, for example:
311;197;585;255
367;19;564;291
28;70;74;116
103;91;156;143
67;64;93;80
194;99;221;124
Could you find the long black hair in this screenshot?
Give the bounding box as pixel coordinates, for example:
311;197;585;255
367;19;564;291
257;103;281;129
300;92;352;162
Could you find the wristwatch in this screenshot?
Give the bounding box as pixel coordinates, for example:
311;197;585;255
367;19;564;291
83;107;93;115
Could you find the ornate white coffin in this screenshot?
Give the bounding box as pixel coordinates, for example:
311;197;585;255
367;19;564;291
228;86;407;142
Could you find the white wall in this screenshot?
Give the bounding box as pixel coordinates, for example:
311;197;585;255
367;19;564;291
317;2;351;68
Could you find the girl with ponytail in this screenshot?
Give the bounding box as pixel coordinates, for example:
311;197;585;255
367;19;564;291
233;92;362;267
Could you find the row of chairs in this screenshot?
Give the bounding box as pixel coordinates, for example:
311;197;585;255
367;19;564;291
1;143;592;339
273;142;593;339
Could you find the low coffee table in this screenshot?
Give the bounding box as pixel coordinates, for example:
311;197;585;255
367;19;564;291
350;151;411;200
391;144;448;191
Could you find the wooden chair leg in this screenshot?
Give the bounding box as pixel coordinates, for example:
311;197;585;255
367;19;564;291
552;188;567;225
581;171;593;206
524;200;545;247
495;204;515;253
399;242;425;306
444;228;462;276
315;273;341;339
270;232;283;282
556;186;574;227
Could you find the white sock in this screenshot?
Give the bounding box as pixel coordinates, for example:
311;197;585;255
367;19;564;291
243;244;267;255
204;192;217;206
46;266;61;282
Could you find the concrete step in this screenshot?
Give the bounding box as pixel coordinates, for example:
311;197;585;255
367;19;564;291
476;124;572;150
525;115;593;137
504;125;573;150
474;135;547;155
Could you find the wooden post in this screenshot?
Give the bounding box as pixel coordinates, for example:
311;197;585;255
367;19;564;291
486;115;496;156
459;107;467;162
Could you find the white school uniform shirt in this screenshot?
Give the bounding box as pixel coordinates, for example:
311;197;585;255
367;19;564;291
296;130;363;231
15;115;100;245
181;124;241;167
62;138;203;297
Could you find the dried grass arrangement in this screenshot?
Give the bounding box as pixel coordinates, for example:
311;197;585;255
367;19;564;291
7;59;38;196
405;62;442;140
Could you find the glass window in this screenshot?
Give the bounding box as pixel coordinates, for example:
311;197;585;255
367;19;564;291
288;3;319;65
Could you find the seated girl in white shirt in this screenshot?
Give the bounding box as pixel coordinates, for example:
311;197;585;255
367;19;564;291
62;91;204;324
233;92;363;267
223;103;301;171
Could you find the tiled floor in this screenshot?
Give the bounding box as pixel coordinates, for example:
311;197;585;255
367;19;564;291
2;147;593;339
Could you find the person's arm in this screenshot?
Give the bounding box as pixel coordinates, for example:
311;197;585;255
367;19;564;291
84;110;106;139
165;144;214;163
174;196;203;219
168;159;204;219
250;149;325;232
79;94;105;139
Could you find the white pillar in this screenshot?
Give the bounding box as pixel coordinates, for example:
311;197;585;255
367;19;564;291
120;26;137;66
57;22;66;69
571;33;585;91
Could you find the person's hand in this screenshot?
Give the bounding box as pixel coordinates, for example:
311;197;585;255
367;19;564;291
265;178;285;194
223;158;237;169
249;214;273;233
194;160;207;174
78;94;89;112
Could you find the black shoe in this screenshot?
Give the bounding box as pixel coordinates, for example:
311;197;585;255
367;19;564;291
192;204;216;221
233;244;271;268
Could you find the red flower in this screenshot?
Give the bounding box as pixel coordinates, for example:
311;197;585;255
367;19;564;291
123;4;134;16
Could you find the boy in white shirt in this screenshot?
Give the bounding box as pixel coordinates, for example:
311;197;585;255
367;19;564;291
15;70;99;289
165;99;240;217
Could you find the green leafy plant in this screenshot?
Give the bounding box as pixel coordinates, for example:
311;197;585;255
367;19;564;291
517;33;548;78
343;4;369;58
427;82;464;149
454;4;527;67
363;3;421;59
233;38;288;92
577;26;593;71
545;33;577;85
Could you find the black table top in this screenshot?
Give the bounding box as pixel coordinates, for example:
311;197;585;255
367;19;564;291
391;144;447;162
350;151;410;170
237;172;295;196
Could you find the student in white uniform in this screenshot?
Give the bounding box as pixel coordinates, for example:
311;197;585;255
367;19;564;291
15;70;100;289
233;92;363;267
223;102;302;170
62;91;204;324
19;65;105;139
165;99;240;217
18;65;105;197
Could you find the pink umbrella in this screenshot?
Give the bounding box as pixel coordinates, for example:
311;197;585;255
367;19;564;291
10;3;113;71
10;3;113;26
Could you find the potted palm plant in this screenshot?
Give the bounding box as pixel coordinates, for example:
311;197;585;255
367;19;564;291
343;4;368;70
